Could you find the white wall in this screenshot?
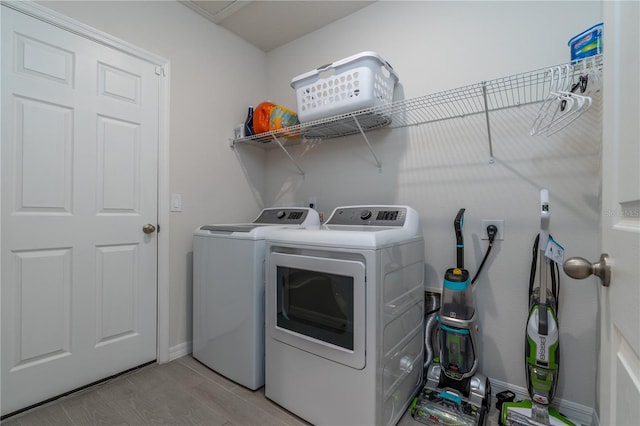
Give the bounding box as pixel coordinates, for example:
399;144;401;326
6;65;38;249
262;1;603;409
40;1;270;349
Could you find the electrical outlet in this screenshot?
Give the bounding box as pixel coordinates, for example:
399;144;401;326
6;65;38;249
481;219;504;240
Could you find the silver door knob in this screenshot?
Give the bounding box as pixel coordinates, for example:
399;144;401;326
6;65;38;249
142;224;156;234
563;253;610;287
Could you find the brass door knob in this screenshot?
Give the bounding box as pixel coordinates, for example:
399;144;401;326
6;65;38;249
142;224;156;234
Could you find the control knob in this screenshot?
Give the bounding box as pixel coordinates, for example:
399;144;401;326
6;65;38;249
360;210;372;220
276;210;286;219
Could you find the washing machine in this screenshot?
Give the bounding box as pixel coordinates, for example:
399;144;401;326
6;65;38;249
192;207;320;390
264;205;425;425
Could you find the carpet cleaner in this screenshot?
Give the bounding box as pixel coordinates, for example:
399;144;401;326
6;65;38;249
412;208;495;425
499;190;575;426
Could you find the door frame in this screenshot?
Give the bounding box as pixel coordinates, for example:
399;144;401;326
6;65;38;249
0;0;172;363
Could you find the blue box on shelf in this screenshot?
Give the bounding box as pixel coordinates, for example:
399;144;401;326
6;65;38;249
568;23;603;61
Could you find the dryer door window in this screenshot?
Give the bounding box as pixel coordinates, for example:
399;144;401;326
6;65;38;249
268;252;366;370
278;266;354;350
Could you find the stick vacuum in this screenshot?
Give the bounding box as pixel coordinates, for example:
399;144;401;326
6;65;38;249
499;190;575;426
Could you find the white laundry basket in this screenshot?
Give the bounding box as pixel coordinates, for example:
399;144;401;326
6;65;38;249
291;52;399;123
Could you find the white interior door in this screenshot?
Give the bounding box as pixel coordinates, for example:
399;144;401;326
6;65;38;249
1;5;159;416
599;2;640;424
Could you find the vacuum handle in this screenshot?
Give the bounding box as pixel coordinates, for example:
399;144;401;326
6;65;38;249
538;302;548;336
454;208;466;269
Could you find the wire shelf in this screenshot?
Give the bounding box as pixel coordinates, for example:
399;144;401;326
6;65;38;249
231;55;602;173
233;54;602;146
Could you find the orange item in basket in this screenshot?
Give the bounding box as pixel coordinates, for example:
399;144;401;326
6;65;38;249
253;102;276;134
253;101;299;136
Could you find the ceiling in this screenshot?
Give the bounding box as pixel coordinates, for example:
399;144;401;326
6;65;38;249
179;1;375;52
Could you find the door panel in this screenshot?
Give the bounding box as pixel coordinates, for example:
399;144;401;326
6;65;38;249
97;116;141;213
14;96;73;213
11;248;72;367
15;33;75;86
95;244;139;345
1;5;159;416
98;62;141;104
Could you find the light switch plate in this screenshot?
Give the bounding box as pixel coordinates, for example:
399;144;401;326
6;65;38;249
171;193;182;212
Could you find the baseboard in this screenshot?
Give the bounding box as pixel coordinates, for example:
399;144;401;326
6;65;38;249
167;341;192;362
491;379;595;426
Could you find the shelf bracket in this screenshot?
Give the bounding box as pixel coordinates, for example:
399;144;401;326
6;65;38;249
271;134;305;177
481;82;496;164
353;116;383;172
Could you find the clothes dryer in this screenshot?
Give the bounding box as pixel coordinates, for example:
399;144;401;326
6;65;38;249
264;205;425;425
193;207;320;390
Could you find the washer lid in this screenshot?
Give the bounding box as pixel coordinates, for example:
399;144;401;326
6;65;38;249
195;224;313;240
194;207;320;240
199;224;265;233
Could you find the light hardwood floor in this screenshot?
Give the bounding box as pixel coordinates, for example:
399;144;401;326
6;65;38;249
2;355;499;425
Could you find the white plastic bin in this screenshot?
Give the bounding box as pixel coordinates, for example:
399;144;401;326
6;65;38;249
291;51;399;123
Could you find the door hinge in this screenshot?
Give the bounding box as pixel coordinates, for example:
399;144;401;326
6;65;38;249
154;66;166;77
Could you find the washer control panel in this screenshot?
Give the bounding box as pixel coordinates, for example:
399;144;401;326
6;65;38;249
254;208;311;224
326;206;407;226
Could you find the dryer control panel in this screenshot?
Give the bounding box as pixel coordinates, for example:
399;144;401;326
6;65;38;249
326;206;407;226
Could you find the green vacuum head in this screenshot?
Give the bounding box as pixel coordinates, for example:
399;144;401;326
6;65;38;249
411;388;485;426
499;400;576;426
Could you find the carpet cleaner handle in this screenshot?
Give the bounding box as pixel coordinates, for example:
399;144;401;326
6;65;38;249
540;189;550;251
539;189;550;333
454;208;466;269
